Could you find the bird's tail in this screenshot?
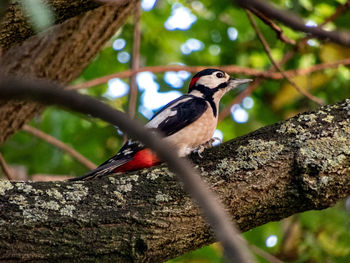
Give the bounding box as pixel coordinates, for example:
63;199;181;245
68;159;129;181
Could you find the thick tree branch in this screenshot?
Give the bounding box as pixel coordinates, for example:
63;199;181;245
0;77;255;263
0;1;137;145
0;99;349;262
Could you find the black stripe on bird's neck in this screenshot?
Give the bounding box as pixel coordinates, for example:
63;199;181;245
191;82;228;117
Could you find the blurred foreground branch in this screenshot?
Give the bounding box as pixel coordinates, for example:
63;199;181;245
0;77;254;263
0;97;349;261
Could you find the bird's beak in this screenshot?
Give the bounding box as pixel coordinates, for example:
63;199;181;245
227;78;253;96
228;78;253;87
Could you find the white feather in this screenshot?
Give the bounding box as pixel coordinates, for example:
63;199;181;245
145;96;192;128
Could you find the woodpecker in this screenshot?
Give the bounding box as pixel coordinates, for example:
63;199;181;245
69;69;252;181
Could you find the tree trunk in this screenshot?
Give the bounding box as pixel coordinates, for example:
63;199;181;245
0;1;137;145
0;100;349;262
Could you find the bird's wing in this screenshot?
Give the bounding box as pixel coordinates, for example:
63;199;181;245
146;95;208;136
68;140;144;181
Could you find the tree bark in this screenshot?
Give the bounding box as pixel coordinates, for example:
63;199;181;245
0;0;101;51
0;100;349;262
0;0;137;145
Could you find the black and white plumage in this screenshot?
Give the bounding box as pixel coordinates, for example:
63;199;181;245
69;69;252;181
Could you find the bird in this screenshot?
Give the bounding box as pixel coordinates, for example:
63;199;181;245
69;68;252;181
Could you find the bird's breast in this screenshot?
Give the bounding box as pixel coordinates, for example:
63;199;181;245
163;107;217;157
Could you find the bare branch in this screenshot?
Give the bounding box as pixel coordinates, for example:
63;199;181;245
0;152;14;180
249;244;283;263
128;2;141;119
219;42;299;122
0;77;255;263
218;0;350;122
68;65;264;90
246;10;324;105
235;0;350;46
69;59;350;90
21;124;97;170
295;0;350;52
320;0;350;27
246;7;295;45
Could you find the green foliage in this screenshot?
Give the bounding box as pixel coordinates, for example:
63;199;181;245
2;0;350;262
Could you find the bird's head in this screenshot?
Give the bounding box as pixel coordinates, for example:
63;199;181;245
188;68;252;100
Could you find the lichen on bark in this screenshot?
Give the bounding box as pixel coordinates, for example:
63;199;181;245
0;100;349;262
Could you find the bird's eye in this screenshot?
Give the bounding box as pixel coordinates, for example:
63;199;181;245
216;72;224;78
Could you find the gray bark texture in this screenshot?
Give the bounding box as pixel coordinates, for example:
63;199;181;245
0;0;137;145
0;100;349;262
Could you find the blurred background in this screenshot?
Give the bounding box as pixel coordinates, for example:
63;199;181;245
1;0;350;261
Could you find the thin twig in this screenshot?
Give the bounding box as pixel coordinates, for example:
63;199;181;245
249;244;283;263
296;0;350;50
68;65;264;90
236;0;350;46
219;49;296;121
247;7;295;45
246;10;323;105
219;2;350;122
22;125;97;170
0;152;15;180
0;77;256;263
68;58;350;91
123;2;141;144
321;0;350;27
128;2;141;119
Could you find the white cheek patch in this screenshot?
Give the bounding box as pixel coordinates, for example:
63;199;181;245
196;74;228;89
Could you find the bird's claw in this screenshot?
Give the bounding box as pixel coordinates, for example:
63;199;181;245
193;145;205;158
193;137;221;158
209;137;222;146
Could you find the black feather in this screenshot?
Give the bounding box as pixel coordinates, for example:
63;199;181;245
156;96;208;136
190;82;228;117
191;68;223;79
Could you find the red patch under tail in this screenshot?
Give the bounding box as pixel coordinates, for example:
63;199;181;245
114;148;160;173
